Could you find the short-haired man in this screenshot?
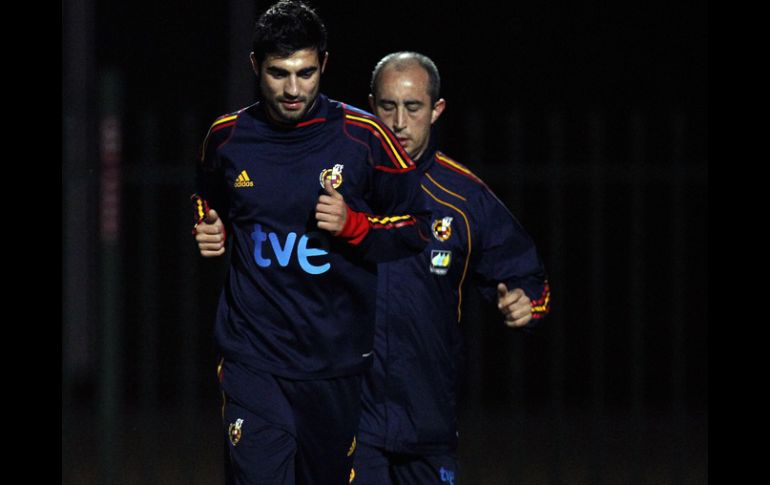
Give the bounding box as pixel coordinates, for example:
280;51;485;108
192;7;431;484
353;51;550;484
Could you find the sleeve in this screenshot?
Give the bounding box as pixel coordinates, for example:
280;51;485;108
472;186;551;325
339;113;431;262
191;115;233;230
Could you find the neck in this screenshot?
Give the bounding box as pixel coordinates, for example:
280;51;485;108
412;133;437;167
411;147;428;162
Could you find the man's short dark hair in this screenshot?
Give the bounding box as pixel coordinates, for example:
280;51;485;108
370;52;441;104
252;0;327;64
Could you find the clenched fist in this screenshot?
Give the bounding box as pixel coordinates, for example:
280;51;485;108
194;208;226;257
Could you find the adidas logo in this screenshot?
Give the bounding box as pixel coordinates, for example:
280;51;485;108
234;170;254;188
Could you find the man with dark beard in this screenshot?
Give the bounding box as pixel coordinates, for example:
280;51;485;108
191;4;430;484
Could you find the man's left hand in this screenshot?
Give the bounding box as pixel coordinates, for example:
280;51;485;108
497;283;532;328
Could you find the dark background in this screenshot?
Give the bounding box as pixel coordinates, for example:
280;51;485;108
62;0;707;483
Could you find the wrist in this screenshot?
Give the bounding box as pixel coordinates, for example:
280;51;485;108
337;205;369;245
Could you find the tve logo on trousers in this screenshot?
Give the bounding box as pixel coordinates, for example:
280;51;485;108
251;224;330;275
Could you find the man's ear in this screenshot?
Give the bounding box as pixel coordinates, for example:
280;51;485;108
368;94;376;113
320;51;329;74
250;52;260;77
431;98;446;124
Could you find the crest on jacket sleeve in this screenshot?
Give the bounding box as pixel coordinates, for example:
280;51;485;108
432;216;453;241
319;163;344;189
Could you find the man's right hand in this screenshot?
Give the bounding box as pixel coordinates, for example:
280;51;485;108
194;209;226;257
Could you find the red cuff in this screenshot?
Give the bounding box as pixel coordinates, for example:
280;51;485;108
338;205;369;245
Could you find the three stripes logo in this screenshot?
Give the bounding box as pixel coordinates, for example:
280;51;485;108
234;170;254;188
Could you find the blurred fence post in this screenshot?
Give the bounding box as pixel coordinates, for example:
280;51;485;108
98;67;124;485
63;0;95;408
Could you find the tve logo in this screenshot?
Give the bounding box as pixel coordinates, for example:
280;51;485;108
251;224;330;275
439;467;455;485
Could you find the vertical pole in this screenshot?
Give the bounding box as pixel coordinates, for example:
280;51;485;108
63;0;95;408
98;68;124;485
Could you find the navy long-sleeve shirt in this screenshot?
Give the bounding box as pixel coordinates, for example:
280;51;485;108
194;95;430;379
358;140;550;454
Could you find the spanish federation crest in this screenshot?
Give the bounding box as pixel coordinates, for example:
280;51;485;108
319;164;344;189
228;418;244;446
432;216;453;241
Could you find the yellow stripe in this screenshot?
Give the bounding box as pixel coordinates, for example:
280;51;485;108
367;214;412;225
421;184;472;322
345;114;408;169
217;358;226;419
213;114;237;127
425;173;466;201
195;197;205;221
347;436;357;457
436;153;474;176
243;171;251;181
201;114;239;160
532;290;551;313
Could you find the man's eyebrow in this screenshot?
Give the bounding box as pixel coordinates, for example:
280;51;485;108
266;66;289;75
265;66;318;76
376;99;425;106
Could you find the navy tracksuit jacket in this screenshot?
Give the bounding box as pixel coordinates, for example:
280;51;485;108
194;95;431;380
358;139;551;455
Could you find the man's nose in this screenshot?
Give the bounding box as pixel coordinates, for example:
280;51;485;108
284;76;299;97
393;107;406;131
